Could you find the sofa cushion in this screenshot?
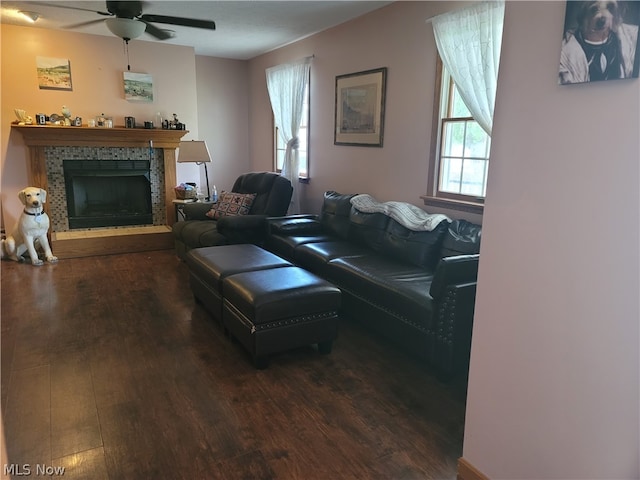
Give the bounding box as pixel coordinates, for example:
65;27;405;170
326;255;436;328
269;217;324;235
174;220;228;248
319;191;356;239
265;233;336;261
295;240;371;275
347;208;389;252
206;192;256;220
440;219;482;257
230;172;292;216
380;219;449;269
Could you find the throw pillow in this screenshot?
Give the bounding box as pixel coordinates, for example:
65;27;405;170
206;192;256;220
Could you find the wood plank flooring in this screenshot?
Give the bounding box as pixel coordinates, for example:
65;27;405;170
1;250;467;479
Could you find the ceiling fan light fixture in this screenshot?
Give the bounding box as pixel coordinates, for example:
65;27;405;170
19;11;40;23
105;18;146;40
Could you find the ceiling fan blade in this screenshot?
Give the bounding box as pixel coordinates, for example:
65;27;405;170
28;1;111;16
139;14;216;30
140;21;173;41
63;18;109;30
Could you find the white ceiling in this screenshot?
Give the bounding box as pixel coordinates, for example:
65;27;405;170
1;1;392;59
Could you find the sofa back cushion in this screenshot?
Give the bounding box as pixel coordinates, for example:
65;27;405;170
320;191;356;239
231;172;293;216
380;219;449;269
440;219;482;257
348;208;389;252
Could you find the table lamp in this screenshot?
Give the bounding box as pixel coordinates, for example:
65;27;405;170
177;140;212;201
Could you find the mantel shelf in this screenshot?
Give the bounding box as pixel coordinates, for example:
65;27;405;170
11;124;189;148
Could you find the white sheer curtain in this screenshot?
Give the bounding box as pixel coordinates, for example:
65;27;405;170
431;0;504;135
266;56;311;214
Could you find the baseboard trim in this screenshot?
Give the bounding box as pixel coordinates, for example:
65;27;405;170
457;457;490;480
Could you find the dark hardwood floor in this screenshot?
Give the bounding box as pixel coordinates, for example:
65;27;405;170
1;249;467;479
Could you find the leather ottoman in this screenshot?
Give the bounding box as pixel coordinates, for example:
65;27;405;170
186;244;292;321
222;266;341;369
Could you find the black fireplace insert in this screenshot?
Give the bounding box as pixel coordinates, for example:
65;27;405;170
63;160;153;229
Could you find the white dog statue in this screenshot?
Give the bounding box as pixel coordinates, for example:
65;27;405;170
1;187;58;266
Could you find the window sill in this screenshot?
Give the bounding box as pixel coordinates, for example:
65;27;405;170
420;195;484;215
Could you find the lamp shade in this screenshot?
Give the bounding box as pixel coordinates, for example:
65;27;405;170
105;18;146;40
178;140;211;163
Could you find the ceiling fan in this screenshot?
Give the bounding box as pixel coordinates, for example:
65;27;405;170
33;1;216;41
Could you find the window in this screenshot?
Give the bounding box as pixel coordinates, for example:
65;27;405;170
428;58;490;209
274;81;309;179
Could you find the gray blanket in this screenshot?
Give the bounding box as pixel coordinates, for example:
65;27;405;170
350;194;450;232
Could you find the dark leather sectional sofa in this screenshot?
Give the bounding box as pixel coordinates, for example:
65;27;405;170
265;191;481;379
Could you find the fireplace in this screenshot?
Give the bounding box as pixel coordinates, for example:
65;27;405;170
64;160;153;229
12;124;188;258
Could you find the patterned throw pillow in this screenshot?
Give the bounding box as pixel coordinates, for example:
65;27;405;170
205;192;257;220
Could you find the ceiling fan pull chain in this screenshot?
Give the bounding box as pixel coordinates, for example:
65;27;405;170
124;39;131;71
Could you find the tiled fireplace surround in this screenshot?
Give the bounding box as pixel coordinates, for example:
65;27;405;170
46;146;166;232
12;125;188;258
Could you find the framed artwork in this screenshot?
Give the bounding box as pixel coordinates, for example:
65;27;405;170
334;67;387;147
559;1;640;84
36;56;72;90
123;72;154;102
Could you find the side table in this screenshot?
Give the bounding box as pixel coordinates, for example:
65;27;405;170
173;199;197;221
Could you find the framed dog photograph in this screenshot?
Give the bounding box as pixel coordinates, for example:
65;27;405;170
334;67;387;147
559;1;640;84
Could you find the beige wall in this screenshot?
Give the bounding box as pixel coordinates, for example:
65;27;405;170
195;56;251;194
3;2;638;477
464;2;639;478
247;1;481;222
1;24;203;228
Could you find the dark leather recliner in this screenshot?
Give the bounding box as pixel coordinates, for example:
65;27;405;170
173;172;293;259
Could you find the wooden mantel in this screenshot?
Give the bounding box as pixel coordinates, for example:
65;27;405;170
12;124;187;148
11;125;189;258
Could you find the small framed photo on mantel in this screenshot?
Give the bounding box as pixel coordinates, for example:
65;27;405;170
334;67;387;147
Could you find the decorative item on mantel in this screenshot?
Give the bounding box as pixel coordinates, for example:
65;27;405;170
13;109;34;125
15;106;83;127
61;105;72;126
93;113;113;128
162;113;186;130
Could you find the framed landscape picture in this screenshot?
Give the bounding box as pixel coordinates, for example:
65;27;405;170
123;72;154;102
36;56;72;90
334;67;387;147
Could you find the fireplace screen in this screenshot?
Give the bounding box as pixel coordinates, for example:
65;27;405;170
64;160;153;229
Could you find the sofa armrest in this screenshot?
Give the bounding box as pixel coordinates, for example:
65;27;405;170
217;214;269;244
429;254;479;300
267;215;322;236
431;281;477;380
182;202;214;221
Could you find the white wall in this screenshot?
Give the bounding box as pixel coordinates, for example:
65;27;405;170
463;2;639;478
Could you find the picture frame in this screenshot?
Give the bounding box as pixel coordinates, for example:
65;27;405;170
559;1;640;85
36;56;72;91
123;72;154;102
334;67;387;147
